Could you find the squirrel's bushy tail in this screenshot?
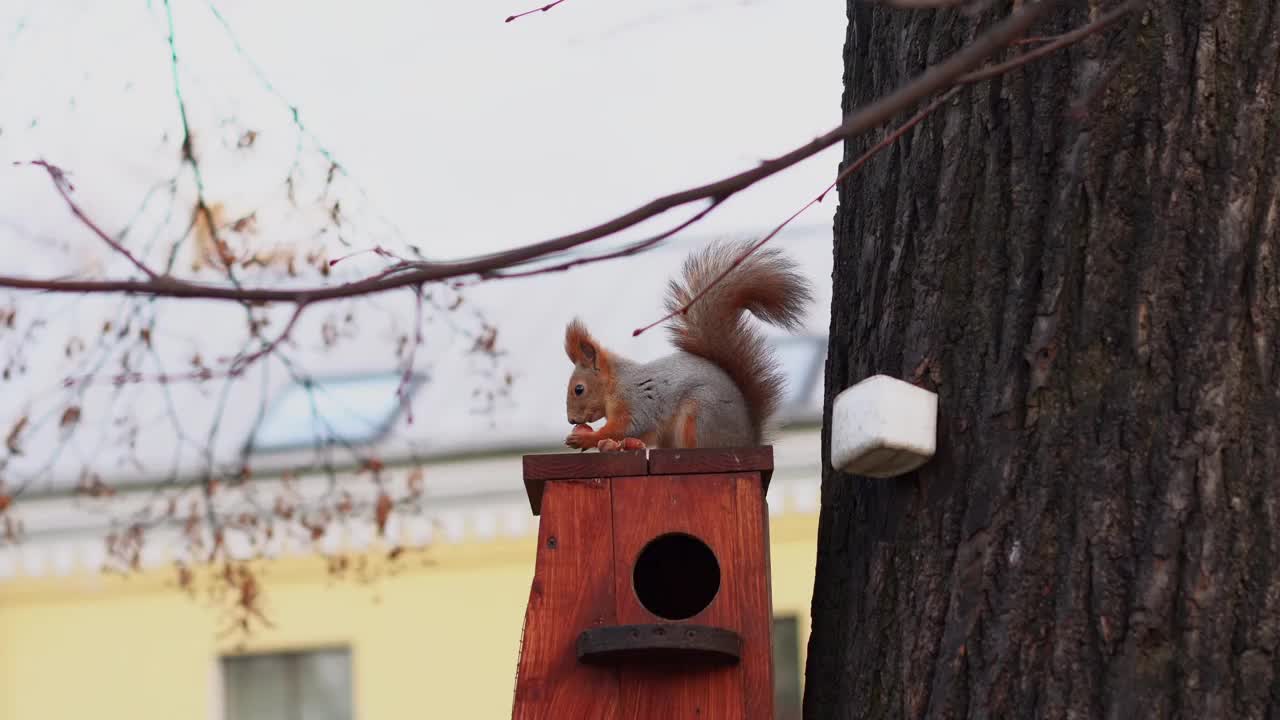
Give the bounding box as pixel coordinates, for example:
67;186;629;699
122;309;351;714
664;238;814;442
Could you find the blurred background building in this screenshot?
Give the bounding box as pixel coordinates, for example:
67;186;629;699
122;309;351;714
0;226;832;720
0;1;843;717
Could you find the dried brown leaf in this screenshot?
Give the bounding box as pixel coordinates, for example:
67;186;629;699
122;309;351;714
5;415;28;455
375;493;393;536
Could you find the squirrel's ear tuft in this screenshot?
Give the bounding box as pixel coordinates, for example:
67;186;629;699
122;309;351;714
565;318;599;370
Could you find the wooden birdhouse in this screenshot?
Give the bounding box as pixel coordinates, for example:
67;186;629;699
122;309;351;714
512;447;776;719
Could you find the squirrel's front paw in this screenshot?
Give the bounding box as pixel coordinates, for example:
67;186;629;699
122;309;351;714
565;425;595;451
596;437;645;453
620;437;647;451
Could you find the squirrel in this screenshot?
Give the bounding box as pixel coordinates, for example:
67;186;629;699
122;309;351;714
563;238;813;452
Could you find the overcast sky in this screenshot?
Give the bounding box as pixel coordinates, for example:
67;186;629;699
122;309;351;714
0;0;846;485
0;0;846;263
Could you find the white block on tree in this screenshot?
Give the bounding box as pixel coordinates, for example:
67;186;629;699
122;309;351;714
830;374;937;478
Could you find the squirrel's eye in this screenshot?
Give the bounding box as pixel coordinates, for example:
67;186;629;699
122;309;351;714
574;384;585;396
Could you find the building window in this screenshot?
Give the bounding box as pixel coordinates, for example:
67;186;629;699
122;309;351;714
248;373;424;452
773;614;803;720
221;648;352;720
770;335;826;415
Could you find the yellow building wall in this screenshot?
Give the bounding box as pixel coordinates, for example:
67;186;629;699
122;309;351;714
0;512;817;719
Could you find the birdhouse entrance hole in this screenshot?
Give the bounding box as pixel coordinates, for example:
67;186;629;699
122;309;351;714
632;532;721;621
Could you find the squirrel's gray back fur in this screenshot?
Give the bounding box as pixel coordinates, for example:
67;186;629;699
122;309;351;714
615;353;754;446
622;238;813;447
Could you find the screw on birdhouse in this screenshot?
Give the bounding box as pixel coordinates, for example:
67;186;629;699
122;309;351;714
830;374;938;478
546;536;557;549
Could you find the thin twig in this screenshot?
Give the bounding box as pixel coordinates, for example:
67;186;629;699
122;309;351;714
957;0;1140;85
27;161;160;280
868;0;991;13
485;199;722;281
633;87;962;337
163;0;243;292
505;0;567;23
397;287;424;425
1068;1;1143;120
63;367;229;388
202;1;408;244
224;303;309;376
56;306;308;390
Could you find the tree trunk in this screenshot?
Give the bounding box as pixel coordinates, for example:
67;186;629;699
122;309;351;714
806;1;1280;718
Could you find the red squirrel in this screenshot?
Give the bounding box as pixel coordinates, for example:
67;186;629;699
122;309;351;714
564;238;813;452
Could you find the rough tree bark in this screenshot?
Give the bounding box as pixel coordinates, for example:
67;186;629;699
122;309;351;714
806;1;1280;718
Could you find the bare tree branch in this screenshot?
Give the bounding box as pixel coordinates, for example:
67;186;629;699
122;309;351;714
957;0;1140;84
633;0;1143;334
484;200;722;281
1;0;1063;306
634;86;965;337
